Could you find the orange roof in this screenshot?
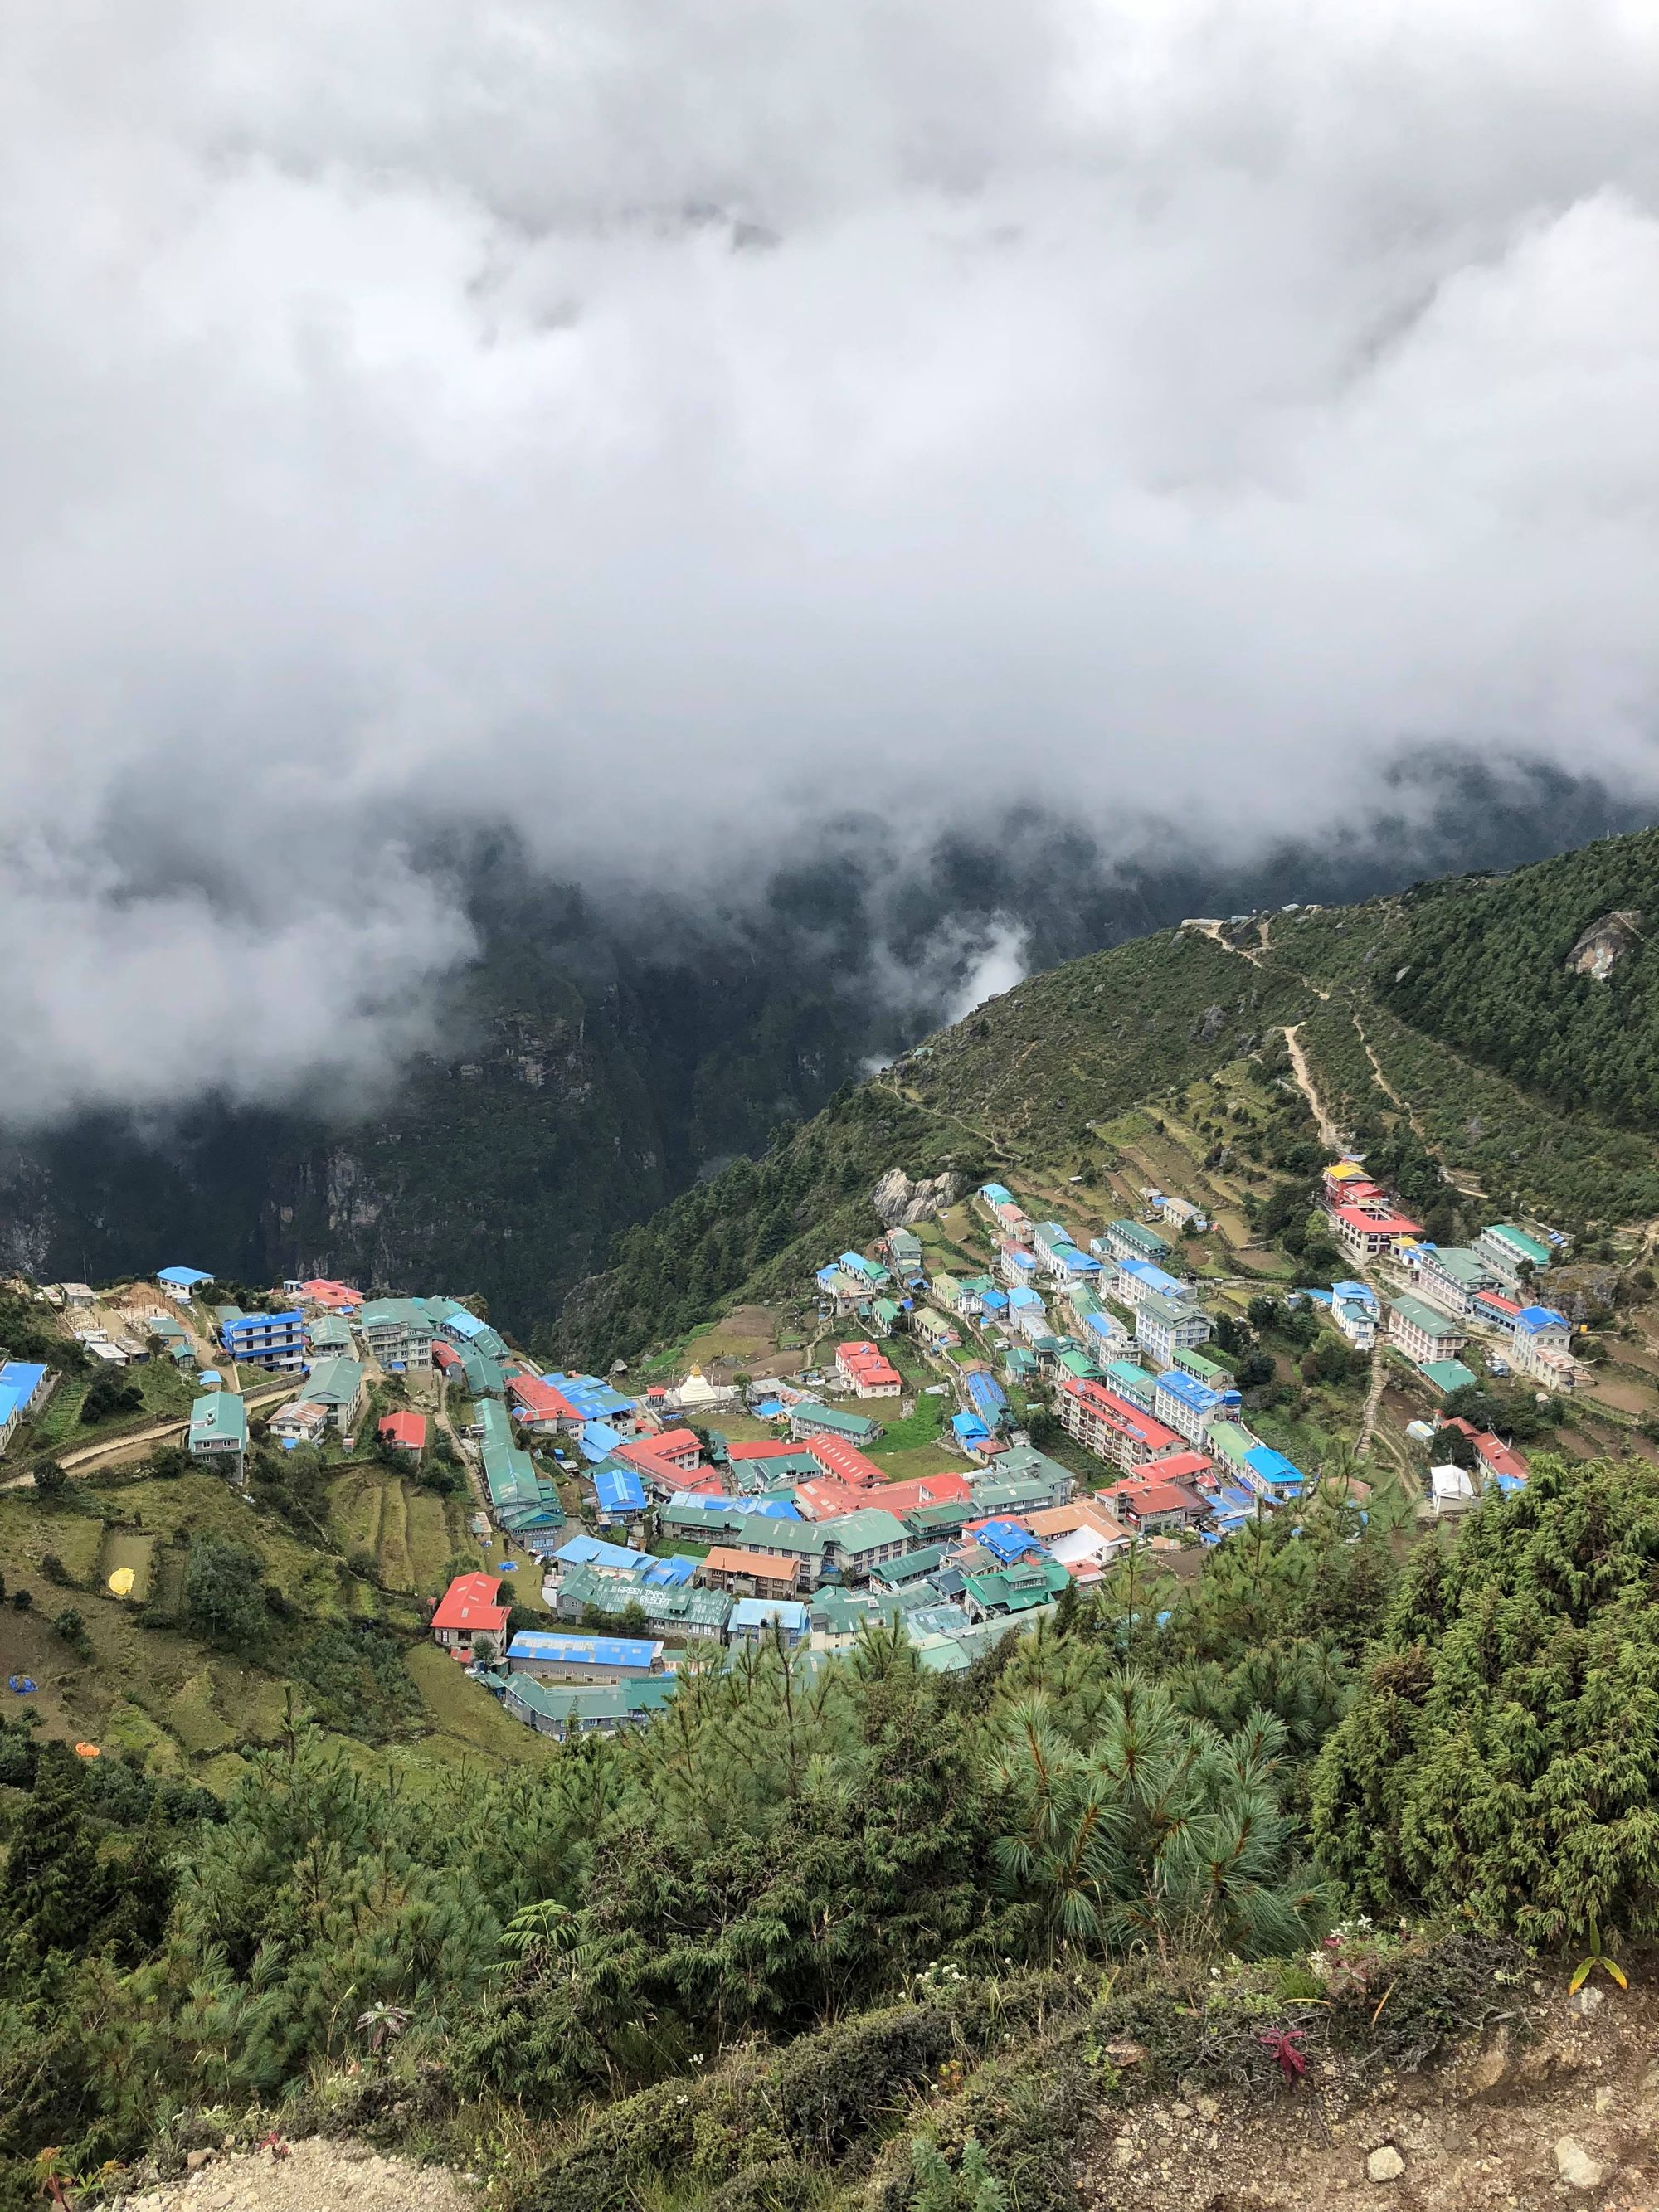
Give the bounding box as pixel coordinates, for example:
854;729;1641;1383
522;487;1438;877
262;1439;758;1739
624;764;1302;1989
803;1436;886;1487
378;1411;426;1449
431;1572;509;1636
1103;1478;1206;1521
794;1477;866;1522
727;1440;801;1461
868;1471;972;1514
700;1548;800;1587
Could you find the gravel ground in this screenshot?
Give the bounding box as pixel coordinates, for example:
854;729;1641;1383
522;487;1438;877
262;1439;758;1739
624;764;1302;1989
121;2137;473;2212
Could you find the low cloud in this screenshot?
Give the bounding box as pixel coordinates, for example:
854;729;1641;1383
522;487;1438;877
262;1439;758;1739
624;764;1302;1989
4;0;1659;1121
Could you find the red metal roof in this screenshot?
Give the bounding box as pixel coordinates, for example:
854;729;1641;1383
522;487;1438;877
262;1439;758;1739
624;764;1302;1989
1476;1433;1529;1481
1060;1378;1182;1453
1335;1203;1422;1237
794;1477;866;1522
1102;1476;1207;1521
510;1374;581;1422
802;1435;886;1487
377;1411;426;1449
867;1471;971;1514
1143;1448;1214;1485
431;1572;508;1636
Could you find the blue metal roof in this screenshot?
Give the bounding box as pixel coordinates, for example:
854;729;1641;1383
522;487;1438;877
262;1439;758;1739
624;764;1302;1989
508;1631;660;1669
952;1411;990;1444
966;1372;1009;1418
1117;1258;1185;1299
594;1466;647;1513
729;1597;810;1631
1516;1305;1568;1330
158;1266;214;1286
555;1533;649;1573
743;1495;802;1519
1155;1369;1219;1414
642;1554;698;1587
972;1518;1043;1564
442;1307;488;1339
752;1398;785;1418
1243;1444;1302;1490
580;1421;628;1463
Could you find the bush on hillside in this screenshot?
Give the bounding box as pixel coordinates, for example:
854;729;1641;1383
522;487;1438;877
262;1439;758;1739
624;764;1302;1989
1311;1455;1659;1944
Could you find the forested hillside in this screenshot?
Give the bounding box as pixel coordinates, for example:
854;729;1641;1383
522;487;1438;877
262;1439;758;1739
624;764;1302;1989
6;1456;1659;2210
1377;828;1659;1125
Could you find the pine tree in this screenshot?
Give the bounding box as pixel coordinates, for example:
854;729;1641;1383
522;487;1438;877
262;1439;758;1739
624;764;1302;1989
4;1743;106;1957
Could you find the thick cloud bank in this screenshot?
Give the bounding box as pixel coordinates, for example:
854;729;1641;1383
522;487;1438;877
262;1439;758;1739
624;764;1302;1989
4;0;1659;1116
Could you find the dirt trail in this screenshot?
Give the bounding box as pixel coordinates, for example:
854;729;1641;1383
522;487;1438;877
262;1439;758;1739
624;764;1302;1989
1352;1014;1486;1200
1357;1341;1388;1458
1281;1024;1341;1151
1081;1970;1659;2212
1183;918;1330;1001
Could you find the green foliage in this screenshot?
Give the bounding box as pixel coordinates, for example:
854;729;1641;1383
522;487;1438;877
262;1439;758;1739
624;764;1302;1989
81;1373;144;1424
182;1534;268;1650
1379;828;1659;1130
1311;1454;1659;1943
287;1625;423;1743
1438;1383;1554;1443
559;1087;985;1366
906;2137;1009;2212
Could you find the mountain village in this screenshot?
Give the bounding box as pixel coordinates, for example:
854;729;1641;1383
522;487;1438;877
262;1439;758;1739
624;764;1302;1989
0;1126;1593;1749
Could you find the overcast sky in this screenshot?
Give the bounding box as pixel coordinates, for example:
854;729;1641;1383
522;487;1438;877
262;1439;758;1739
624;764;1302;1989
4;0;1659;1119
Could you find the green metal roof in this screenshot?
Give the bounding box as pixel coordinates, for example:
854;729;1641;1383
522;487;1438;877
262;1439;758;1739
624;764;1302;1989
1423;1247;1493;1287
962;1560;1069;1614
189;1391;247;1446
1209;1419;1258;1471
1423;1359;1480;1395
1389;1295;1465;1340
1483;1223;1552;1267
825;1506;908;1553
789;1401;882;1440
727;1513;829;1558
303;1355;363;1407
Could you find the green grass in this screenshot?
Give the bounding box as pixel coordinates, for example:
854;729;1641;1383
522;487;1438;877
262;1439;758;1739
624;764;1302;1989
27;1359;196;1452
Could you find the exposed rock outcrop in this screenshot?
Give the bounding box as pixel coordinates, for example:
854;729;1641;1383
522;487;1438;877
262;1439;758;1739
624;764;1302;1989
871;1166;959;1228
1568;909;1642;980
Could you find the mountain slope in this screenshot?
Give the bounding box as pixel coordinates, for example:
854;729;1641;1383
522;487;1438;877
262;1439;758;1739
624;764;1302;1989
568;825;1659;1361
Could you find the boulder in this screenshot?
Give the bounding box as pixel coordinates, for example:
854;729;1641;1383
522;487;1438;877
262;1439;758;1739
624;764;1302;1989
1366;2146;1406;2183
1554;2137;1607;2191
